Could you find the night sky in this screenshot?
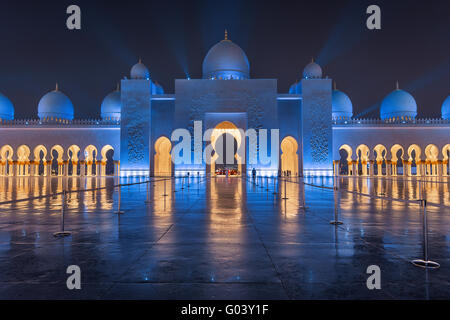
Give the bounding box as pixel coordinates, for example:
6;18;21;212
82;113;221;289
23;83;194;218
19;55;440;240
1;0;449;119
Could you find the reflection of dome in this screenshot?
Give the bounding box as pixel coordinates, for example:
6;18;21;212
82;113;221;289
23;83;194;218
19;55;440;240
202;30;250;80
101;86;121;120
380;83;417;120
0;92;14;120
441;95;450;120
38;85;74;120
130;59;150;79
332;88;353;120
303;60;322;79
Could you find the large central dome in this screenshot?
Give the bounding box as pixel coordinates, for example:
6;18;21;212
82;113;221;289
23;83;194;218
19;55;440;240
202;31;250;80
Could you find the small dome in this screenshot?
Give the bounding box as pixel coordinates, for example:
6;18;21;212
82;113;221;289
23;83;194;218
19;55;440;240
130;60;150;79
0;92;14;120
380;84;417;120
38;85;74;120
303;60;322;79
101;87;121;120
151;82;164;95
288;82;300;94
441;95;450;120
202;30;250;80
332;89;353;120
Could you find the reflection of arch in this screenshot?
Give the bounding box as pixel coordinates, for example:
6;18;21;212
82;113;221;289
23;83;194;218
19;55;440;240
84;145;98;176
443;144;450;176
280;136;298;176
0;145;14;176
154;137;172;176
373;144;387;176
17;145;31;176
390;144;405;176
210;121;242;176
425;144;439;176
407;144;422;176
356;144;370;176
101;145;115;176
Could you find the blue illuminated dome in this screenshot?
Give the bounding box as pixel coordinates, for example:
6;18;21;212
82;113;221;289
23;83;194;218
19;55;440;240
101;86;121;120
202;30;250;80
0;92;14;120
441;95;450;120
303;60;322;79
130;59;150;79
38;85;74;120
380;84;417;120
332;88;353;120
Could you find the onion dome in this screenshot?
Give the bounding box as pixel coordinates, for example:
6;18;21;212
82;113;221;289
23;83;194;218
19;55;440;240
303;59;322;79
202;30;250;80
38;84;74;120
441;95;450;120
101;84;121;120
380;82;417;120
130;59;150;79
332;83;353;120
0;92;14;120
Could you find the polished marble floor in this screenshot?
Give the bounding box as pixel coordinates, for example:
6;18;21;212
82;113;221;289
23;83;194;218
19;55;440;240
0;175;448;299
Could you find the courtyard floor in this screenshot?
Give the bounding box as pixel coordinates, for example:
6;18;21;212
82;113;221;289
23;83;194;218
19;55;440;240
0;175;448;299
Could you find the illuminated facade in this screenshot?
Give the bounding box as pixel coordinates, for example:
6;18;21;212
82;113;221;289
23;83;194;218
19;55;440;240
0;33;449;178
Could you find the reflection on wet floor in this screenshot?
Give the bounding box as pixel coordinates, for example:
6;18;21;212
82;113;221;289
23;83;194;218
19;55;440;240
0;175;448;299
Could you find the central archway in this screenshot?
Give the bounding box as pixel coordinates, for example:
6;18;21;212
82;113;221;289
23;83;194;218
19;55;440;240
280;136;299;176
210;121;242;176
154;136;172;177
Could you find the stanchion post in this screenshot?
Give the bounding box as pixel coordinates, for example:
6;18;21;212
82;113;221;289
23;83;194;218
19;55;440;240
330;179;343;225
411;199;440;269
114;185;124;214
163;178;168;196
282;178;288;200
145;180;151;204
54;190;71;237
272;177;277;194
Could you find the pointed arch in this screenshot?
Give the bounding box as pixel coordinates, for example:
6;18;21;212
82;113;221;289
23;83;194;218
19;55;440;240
390;144;405;176
280;136;299;176
373;144;387;176
154;137;172;177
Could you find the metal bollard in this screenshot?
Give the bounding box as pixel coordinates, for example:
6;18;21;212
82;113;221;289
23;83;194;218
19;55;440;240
411;200;440;269
145;180;151;204
162;179;168;196
272;177;277;195
114;186;124;214
330;183;343;225
54;190;71;237
282;178;288;200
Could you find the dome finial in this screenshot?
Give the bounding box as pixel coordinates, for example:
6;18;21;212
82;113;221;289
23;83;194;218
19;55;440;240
224;29;228;40
116;82;120;91
396;81;399;90
311;57;314;63
139;57;142;64
55;83;59;91
333;81;337;90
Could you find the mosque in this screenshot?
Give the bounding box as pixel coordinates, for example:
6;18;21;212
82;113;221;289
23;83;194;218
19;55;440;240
0;32;449;178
